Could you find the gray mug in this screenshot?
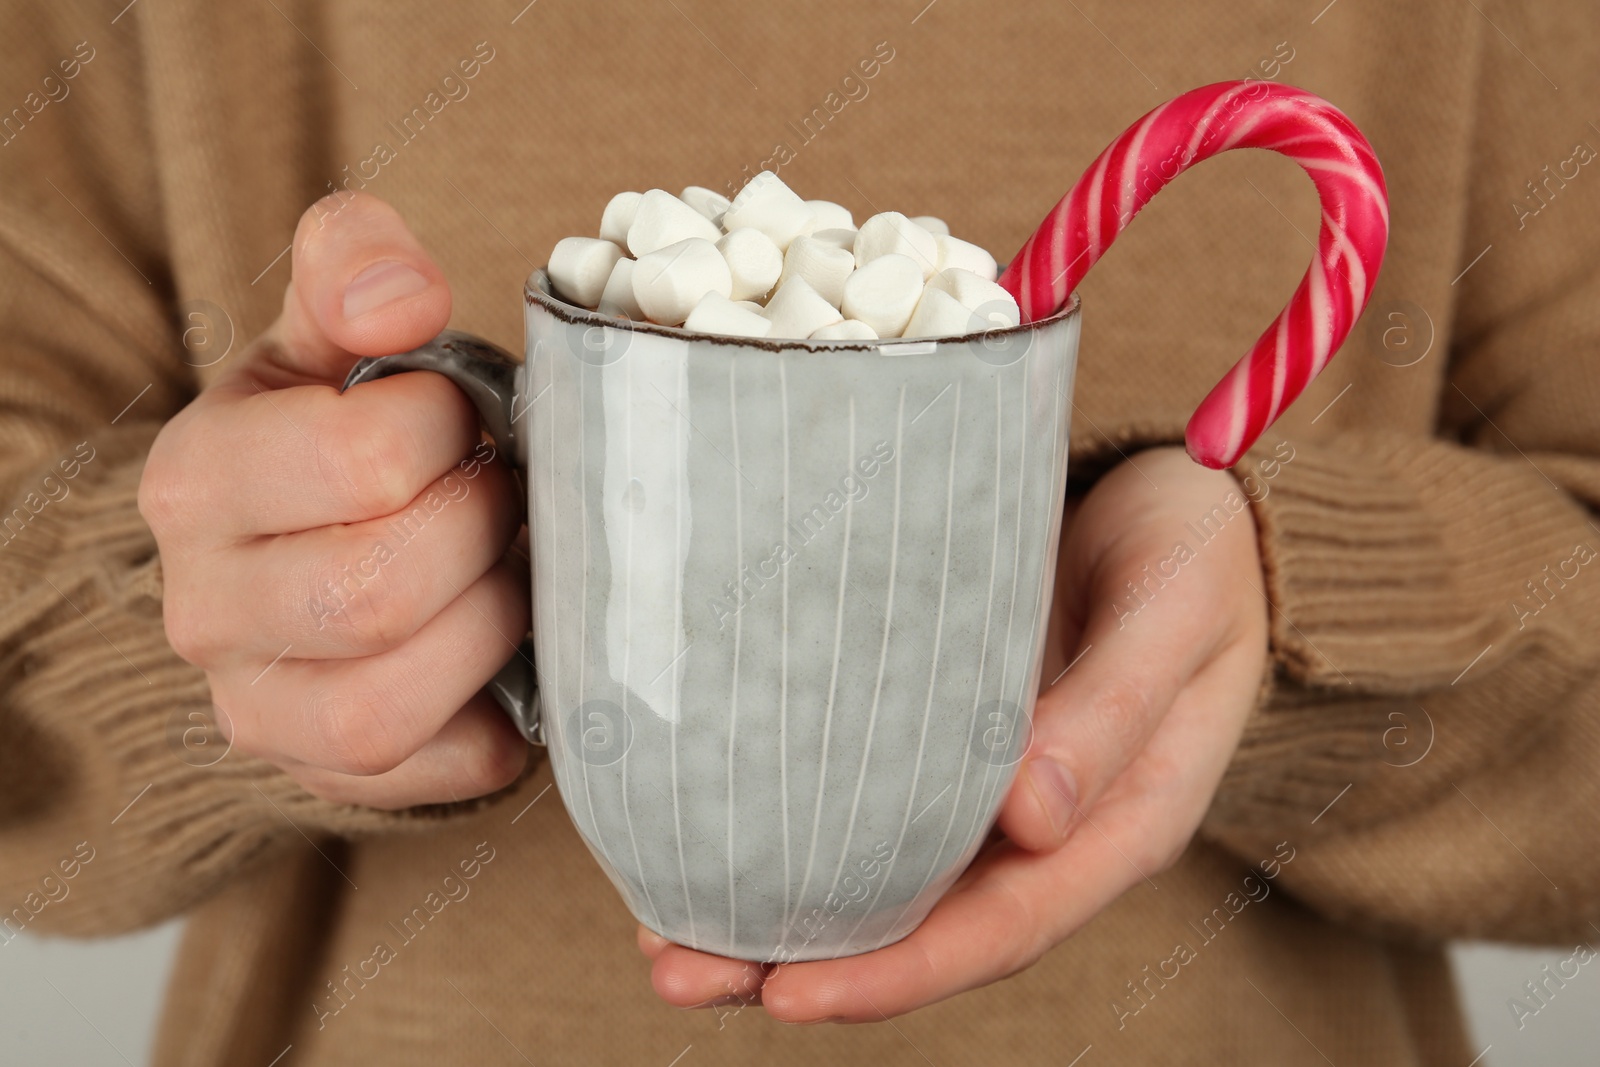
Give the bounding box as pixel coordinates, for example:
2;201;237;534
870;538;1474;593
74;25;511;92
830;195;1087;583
343;269;1080;962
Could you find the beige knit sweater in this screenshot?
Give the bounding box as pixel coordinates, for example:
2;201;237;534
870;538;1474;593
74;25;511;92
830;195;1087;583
2;1;1598;1063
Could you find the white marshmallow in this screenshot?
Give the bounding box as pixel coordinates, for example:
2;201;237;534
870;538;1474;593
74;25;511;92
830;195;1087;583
933;233;999;281
680;185;731;223
779;235;855;307
911;215;950;237
715;228;784;302
599;191;642;246
597;256;643;319
631;238;733;325
810;319;879;341
928;268;1020;327
904;285;985;338
853;212;940;278
808;227;858;252
685;292;774;338
804;199;855;232
841;253;925;338
549;236;624;308
763;276;843;339
733;300;764;312
722;171;814;251
626;189;722;257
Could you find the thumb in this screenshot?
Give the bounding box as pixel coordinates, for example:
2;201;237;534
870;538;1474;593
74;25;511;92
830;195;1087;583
996;554;1211;853
265;191;453;381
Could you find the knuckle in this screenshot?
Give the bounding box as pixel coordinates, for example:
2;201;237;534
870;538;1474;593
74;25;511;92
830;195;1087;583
321;416;419;518
987;880;1048;977
933;877;1048;993
294;190;372;255
306;685;410;777
455;732;526;798
303;549;421;655
137;434;196;534
1085;677;1156;757
202;683;265;761
353;564;424;649
136;466;182;532
161;597;217;666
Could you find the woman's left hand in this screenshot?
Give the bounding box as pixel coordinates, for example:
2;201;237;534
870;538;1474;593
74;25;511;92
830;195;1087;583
637;446;1271;1023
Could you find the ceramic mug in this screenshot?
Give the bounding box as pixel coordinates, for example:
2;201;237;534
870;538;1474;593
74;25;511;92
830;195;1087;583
342;268;1080;961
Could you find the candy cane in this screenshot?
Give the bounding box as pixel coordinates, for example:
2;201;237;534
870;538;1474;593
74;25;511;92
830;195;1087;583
999;80;1389;469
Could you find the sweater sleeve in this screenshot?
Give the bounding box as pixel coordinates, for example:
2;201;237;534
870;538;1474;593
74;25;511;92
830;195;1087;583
0;4;503;941
1200;5;1600;944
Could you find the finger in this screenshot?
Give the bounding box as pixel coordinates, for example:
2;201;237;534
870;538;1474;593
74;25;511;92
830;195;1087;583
637;926;672;960
997;539;1218;853
759;816;1145;1022
183;451;519;661
650;949;771;1010
285;691;529;809
220;557;530;775
158;373;487;541
647;842;1044;1023
238;191;453;386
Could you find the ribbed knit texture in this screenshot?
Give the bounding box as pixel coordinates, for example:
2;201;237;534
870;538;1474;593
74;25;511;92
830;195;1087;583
1;0;1596;1064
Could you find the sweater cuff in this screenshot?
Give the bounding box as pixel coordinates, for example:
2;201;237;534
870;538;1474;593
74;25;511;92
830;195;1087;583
1206;430;1592;833
1235;436;1477;690
1203;435;1452;831
0;426;518;935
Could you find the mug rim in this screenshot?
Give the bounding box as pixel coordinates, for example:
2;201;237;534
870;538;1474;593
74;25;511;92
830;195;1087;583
523;267;1081;354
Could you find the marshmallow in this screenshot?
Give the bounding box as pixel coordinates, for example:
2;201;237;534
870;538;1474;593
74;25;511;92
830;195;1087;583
854;212;940;278
933;233;999;281
810;319;879;341
549;236;624;308
680;185;731;223
685;292;774;338
716;228;784;302
763;276;843;338
571;180;1001;338
599;191;642;246
779;235;855;307
841;253;924;338
805;199;855;232
928;268;1021;327
722;171;814;251
627;189;722;257
808;227;857;252
597;256;643;319
632;238;733;325
904;285;985;338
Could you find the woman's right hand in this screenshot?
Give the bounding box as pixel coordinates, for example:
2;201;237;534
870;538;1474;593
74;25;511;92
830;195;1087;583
139;192;532;809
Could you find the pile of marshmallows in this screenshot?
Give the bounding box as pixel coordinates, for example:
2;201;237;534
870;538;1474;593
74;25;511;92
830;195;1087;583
545;171;1021;341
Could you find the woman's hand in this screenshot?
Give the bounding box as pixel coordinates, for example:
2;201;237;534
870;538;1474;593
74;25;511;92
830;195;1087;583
638;446;1270;1022
139;192;530;809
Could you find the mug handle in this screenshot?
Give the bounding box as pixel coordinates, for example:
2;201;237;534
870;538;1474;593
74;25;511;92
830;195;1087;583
340;329;543;747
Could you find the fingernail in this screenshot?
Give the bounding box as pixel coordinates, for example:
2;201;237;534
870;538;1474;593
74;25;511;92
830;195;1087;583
1026;757;1079;843
343;261;429;319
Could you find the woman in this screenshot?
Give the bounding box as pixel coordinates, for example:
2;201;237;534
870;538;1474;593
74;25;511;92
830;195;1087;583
2;0;1596;1063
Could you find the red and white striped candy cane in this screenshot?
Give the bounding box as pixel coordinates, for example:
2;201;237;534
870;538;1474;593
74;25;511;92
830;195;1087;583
998;80;1389;469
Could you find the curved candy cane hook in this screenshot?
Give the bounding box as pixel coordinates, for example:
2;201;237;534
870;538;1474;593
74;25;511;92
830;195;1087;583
998;81;1390;468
